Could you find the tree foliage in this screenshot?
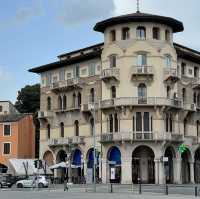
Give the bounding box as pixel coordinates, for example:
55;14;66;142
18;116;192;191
15;84;40;113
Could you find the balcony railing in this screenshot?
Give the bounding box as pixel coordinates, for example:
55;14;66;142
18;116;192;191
38;111;53;119
51;78;82;91
100;131;183;143
183;103;196;112
132;66;154;77
48;136;85;147
100;97;183;109
81;102;100;112
192;78;200;89
164;68;179;82
101;68;120;81
55;106;81;113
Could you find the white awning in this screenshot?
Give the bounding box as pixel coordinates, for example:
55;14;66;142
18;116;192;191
7;159;52;176
49;162;81;170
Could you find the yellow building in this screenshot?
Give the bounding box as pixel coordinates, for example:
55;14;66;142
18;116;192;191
29;11;200;184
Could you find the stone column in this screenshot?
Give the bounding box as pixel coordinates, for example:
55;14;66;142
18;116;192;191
84;161;87;180
158;160;165;184
190;162;195;184
174;158;182;184
102;158;107;183
121;157;132;184
154;159;159;184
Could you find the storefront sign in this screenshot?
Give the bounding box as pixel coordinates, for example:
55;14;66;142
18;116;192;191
110;167;115;180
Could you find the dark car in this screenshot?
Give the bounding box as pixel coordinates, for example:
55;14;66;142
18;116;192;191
0;174;17;188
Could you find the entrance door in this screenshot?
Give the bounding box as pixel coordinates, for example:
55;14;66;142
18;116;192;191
132;158;140;183
148;159;155;183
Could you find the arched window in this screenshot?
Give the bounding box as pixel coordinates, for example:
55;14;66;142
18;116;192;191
109;114;113;133
182;88;186;103
58;95;62;110
63;95;67;110
90;118;94;136
47;124;50;139
47;97;51;110
74;120;79;136
60;122;64;138
110;30;116;42
167;86;171;98
78;92;81;107
110;55;117;68
194;92;197;104
111;86;116;99
73;93;76;107
90;88;95;103
136;26;146;39
114;113;118;132
153;27;160;40
138;83;147;104
122;27;130;40
165;30;170;42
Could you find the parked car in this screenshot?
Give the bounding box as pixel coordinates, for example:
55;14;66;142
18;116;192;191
16;176;49;188
0;174;17;188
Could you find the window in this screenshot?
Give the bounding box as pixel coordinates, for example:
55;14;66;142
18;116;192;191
143;112;150;132
114;113;118;132
63;95;67;110
165;30;170;42
89;64;96;76
197;121;200;137
0;106;2;112
198;94;200;107
194;92;197;104
194;67;199;78
153;27;160;40
4;124;11;136
59;69;65;81
181;63;186;76
137;54;147;66
184;119;187;136
167;86;171;98
74;120;79;136
73;65;80;78
165;55;172;67
110;55;117;68
78;92;81;107
46;73;52;86
58;95;62;110
138;83;147;99
122;27;130;40
90;88;95;103
136;26;146;39
90;118;94;135
166;114;173;133
47;97;51;111
60;122;64;138
111;86;116;99
182;88;186;102
73;93;76;107
47;124;50;139
133;116;135;132
3;143;11;155
110;30;116;42
136;112;142;131
109;115;113;133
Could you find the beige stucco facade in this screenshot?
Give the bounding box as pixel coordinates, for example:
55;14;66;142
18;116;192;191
30;12;200;184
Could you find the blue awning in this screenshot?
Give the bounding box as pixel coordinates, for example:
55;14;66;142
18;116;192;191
109;147;121;165
87;149;99;168
72;149;82;166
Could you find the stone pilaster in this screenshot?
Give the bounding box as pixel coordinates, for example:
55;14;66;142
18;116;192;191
121;157;132;184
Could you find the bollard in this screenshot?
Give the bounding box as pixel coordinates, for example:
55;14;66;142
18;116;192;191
110;184;113;193
195;186;198;197
165;185;168;195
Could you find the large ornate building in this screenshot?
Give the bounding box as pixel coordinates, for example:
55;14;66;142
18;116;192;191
29;11;200;184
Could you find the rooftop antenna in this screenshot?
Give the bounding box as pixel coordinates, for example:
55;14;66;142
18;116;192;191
137;0;140;13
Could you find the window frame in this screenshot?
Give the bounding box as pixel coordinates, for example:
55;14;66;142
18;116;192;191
122;27;130;40
136;26;146;40
110;30;116;42
152;27;160;40
3;123;11;136
2;142;11;155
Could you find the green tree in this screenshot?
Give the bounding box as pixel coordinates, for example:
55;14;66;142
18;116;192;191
15;84;40;113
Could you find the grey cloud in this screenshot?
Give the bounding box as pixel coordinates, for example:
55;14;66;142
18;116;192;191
57;0;115;26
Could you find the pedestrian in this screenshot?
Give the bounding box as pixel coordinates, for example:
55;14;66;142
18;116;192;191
64;174;68;191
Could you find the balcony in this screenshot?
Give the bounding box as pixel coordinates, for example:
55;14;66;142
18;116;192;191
48;136;85;147
81;102;100;113
131;66;154;81
192;78;200;89
38;111;53;119
51;78;83;92
55;106;81;114
100;131;183;143
101;68;120;82
164;68;179;83
100;97;183;110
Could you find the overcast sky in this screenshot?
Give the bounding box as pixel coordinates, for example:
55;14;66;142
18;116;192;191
0;0;199;102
